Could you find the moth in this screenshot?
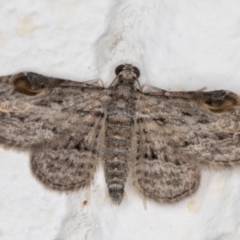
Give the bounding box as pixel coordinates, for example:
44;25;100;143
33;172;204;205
0;64;240;204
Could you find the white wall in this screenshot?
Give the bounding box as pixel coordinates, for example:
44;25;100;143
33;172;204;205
0;0;240;239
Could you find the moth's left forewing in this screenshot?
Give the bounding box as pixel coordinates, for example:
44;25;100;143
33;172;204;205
0;72;106;150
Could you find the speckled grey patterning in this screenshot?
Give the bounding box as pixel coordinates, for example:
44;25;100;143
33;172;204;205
1;64;240;204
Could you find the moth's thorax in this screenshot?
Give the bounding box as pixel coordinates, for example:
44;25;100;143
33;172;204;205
112;80;139;98
111;82;136;101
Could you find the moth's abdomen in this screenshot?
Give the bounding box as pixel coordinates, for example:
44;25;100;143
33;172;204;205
105;88;135;204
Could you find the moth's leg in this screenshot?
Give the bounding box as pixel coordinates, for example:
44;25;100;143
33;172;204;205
196;87;207;92
142;85;207;94
58;79;104;89
81;79;104;87
141;85;166;94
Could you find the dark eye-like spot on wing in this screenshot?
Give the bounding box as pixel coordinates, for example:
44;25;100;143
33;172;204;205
12;73;34;95
202;91;239;112
205;99;213;106
133;66;140;78
11;73;47;96
115;65;125;75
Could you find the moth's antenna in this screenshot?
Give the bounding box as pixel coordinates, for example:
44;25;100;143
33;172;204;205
135;78;142;92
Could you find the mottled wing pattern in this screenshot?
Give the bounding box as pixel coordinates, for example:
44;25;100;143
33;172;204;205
0;72;106;190
31;133;101;192
2;64;240;205
132;89;240;203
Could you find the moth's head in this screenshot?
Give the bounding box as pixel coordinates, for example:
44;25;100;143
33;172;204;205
115;64;140;82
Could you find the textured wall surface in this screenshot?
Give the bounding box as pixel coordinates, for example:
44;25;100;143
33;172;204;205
0;0;240;239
